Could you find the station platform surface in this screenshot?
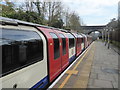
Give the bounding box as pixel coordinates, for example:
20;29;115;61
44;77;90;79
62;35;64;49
51;41;119;89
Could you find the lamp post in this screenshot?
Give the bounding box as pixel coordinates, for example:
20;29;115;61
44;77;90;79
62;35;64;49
107;29;110;49
108;27;113;49
105;29;107;46
102;30;104;41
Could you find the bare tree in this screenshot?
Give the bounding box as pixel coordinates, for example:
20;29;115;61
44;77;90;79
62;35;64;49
25;0;34;12
41;2;47;19
33;0;41;15
46;1;62;26
64;12;81;31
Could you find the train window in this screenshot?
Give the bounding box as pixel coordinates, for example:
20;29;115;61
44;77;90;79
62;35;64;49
81;38;84;43
59;34;66;55
66;33;75;48
77;38;81;47
1;29;43;76
50;33;60;60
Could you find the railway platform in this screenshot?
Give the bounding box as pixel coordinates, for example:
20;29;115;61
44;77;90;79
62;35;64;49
49;41;119;89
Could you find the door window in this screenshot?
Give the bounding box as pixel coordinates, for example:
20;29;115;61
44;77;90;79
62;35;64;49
59;34;66;55
50;33;60;59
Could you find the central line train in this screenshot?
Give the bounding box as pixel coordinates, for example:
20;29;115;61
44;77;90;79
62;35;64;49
0;17;92;89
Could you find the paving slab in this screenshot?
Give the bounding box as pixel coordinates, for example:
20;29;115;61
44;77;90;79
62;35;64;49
99;73;115;79
89;73;98;79
93;79;113;88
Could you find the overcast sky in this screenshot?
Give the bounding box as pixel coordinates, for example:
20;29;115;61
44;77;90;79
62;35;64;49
63;0;119;26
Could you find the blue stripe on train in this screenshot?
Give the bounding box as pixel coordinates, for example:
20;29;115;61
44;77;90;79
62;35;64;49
30;76;48;89
69;55;76;63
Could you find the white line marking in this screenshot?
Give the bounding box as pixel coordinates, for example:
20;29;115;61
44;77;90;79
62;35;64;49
48;42;94;89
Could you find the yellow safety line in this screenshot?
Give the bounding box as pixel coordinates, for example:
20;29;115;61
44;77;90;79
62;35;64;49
59;74;71;88
73;44;96;88
66;70;78;75
59;44;94;88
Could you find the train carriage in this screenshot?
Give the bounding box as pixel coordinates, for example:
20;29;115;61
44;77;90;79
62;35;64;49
66;32;76;63
37;27;69;83
77;34;83;56
1;23;48;88
81;35;85;51
87;35;92;45
87;35;90;46
72;33;82;57
37;27;61;82
81;34;88;49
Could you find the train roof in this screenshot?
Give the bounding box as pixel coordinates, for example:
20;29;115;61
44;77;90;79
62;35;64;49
0;17;87;36
0;16;52;28
0;17;70;33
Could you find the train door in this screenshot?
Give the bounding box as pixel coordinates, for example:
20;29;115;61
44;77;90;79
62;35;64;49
66;33;76;63
76;35;82;56
84;36;87;48
81;36;84;51
58;32;69;71
37;27;62;82
82;34;87;48
72;33;81;57
79;35;83;54
85;36;88;47
72;33;78;57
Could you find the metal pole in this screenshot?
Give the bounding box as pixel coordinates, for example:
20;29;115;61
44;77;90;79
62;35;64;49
102;31;104;41
108;30;110;49
105;29;107;46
